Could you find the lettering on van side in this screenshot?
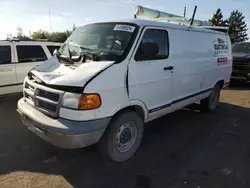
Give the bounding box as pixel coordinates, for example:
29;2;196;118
114;25;135;32
217;57;228;65
213;38;229;57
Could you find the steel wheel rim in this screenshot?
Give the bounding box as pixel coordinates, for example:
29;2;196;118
115;121;138;153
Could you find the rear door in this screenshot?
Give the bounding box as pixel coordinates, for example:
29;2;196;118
0;44;18;95
14;43;48;92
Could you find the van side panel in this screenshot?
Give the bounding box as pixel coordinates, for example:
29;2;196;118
215;34;232;86
169;29;232;111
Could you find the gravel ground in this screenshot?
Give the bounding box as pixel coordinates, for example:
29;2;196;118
0;84;250;188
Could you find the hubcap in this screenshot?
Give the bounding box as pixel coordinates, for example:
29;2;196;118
115;121;137;153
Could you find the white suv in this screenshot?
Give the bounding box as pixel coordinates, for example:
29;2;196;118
0;40;62;96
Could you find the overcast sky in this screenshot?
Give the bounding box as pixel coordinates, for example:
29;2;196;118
0;0;249;39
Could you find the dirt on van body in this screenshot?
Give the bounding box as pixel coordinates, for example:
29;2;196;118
1;85;250;188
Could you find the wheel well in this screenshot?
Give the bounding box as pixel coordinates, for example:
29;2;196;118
217;80;224;89
113;106;145;122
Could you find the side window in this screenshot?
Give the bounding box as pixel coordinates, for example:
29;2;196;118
135;29;169;61
0;46;11;64
16;45;47;63
46;45;61;56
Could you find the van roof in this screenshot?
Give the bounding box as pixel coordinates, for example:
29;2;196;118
93;19;226;35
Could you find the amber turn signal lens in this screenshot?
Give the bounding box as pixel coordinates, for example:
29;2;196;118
78;94;101;110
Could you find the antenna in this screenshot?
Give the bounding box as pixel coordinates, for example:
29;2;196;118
190;6;197;26
49;8;52;32
226;18;233;35
184;6;186;18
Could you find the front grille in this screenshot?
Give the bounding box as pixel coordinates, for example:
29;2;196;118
37;100;57;112
24;78;63;118
37;89;60;102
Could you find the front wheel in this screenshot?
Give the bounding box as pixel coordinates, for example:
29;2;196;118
200;84;221;112
98;111;144;162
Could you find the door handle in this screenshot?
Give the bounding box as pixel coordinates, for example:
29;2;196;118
164;66;174;71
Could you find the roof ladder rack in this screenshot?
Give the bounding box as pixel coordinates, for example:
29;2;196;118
134;5;229;32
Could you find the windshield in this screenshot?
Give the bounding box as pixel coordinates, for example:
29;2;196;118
232;42;250;54
58;22;138;62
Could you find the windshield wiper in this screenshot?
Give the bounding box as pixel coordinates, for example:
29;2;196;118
80;51;101;61
78;46;101;61
54;43;74;64
59;43;101;62
67;43;73;63
55;50;73;64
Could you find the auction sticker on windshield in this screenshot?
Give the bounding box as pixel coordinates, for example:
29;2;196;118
114;25;135;32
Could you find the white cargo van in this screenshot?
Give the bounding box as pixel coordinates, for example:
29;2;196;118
17;17;232;162
0;40;62;96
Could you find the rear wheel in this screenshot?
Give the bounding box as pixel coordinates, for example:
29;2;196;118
98;111;144;162
201;84;221;112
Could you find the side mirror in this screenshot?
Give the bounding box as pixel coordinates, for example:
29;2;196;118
53;49;58;56
140;42;159;59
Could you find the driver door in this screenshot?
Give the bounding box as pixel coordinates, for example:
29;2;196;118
128;27;174;121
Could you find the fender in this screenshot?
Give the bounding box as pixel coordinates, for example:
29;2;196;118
82;63;115;92
214;76;225;88
110;99;149;122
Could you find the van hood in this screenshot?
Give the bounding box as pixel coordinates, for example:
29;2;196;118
30;56;115;87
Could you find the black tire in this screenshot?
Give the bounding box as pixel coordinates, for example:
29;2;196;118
98;111;144;162
200;84;221;112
